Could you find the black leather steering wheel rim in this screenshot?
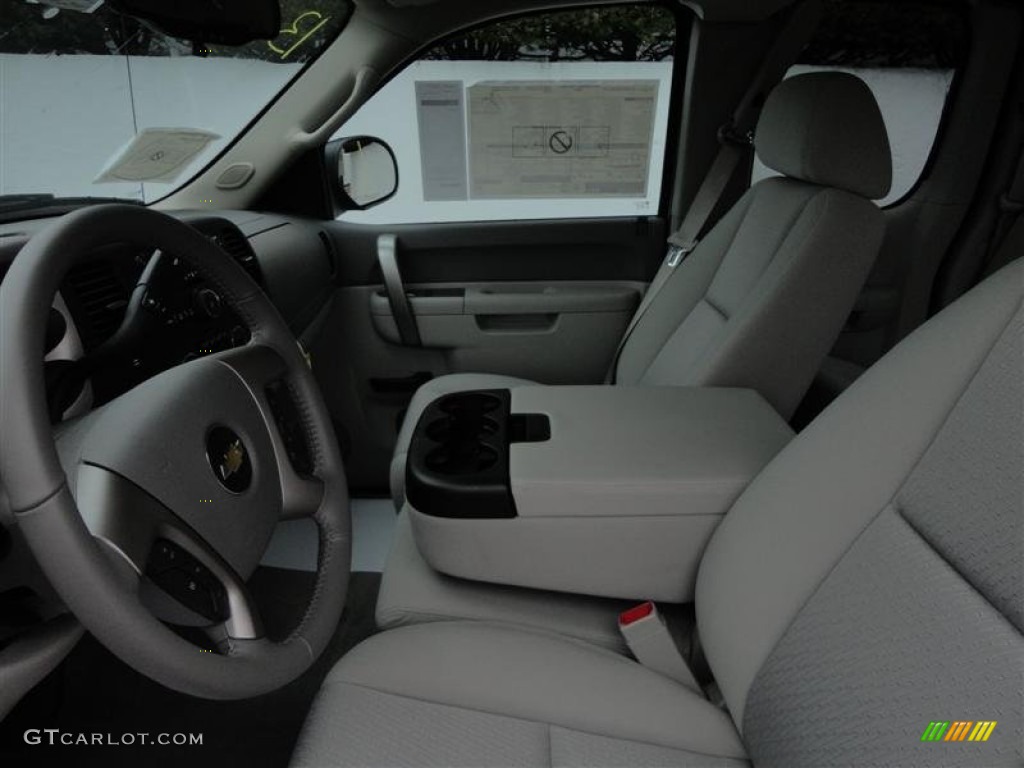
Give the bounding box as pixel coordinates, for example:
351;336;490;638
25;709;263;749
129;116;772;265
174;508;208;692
0;204;350;699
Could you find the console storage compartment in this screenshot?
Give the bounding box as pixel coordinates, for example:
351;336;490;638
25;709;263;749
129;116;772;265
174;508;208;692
406;386;793;602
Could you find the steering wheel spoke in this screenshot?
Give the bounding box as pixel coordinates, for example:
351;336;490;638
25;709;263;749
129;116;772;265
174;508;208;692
76;464;263;639
280;473;326;520
214;343;326;520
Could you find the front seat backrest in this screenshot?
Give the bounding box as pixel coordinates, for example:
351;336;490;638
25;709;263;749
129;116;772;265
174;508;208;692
697;258;1023;764
616;71;892;419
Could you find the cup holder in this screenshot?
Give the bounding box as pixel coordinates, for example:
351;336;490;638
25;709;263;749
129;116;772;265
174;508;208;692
423;393;504;478
407;388;517;519
426;415;499;443
425;443;499;475
438;392;502;417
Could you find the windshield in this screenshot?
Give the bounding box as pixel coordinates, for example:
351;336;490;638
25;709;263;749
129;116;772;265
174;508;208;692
0;0;350;206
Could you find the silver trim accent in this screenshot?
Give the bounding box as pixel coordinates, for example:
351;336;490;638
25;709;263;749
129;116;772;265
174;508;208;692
75;464;263;640
377;234;421;346
47;294;93;419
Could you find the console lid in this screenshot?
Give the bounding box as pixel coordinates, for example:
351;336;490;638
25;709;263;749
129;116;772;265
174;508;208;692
408;386;793;602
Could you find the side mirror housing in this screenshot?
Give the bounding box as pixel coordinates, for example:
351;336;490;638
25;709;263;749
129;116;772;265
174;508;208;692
327;136;398;211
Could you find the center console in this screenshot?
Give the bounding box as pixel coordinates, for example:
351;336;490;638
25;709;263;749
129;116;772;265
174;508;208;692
406;386;793;602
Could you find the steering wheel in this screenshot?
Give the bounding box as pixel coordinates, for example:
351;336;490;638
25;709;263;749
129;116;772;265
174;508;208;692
0;205;350;699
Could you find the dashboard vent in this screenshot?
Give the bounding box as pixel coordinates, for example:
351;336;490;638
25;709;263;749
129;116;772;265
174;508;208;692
62;260;129;349
212;226;262;285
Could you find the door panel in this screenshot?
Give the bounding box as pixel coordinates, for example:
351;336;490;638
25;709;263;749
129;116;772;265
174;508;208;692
370;280;640;379
313;217;664;491
326;217;666;285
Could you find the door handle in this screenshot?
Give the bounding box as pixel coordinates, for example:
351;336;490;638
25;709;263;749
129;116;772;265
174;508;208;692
377;234;421;347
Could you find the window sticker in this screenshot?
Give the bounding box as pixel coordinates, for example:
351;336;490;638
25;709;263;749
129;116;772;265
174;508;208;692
467;80;658;199
414;81;469;201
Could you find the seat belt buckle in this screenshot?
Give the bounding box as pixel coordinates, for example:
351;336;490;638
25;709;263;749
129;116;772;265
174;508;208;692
666;242;695;268
619;602;702;692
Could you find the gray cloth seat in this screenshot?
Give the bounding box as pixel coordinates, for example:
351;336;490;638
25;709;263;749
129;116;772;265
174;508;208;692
376;510;635;652
293;259;1023;767
294;622;748;768
389;71;893;507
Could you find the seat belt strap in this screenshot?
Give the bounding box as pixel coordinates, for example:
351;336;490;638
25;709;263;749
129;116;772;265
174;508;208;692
982;141;1024;278
619;602;702;693
605;0;822;384
983;213;1024;278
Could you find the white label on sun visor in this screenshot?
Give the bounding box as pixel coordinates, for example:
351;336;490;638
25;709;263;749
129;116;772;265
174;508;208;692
95;128;220;184
468;80;658;199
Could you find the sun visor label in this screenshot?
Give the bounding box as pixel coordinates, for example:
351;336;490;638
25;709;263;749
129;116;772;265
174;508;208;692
95;128;220;184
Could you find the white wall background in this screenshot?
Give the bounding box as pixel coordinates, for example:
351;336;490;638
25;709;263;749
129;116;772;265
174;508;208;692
0;54;951;215
0;53;299;201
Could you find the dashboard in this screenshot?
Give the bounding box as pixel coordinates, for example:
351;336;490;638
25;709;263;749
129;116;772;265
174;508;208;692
55;218;259;410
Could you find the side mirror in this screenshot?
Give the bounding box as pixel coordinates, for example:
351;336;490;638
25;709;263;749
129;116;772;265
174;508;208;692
328;136;398;211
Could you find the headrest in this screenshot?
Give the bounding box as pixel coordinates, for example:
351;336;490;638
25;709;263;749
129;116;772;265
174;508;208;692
755;72;892;199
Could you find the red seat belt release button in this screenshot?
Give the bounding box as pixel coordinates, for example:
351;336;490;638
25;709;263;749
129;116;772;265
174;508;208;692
618;602;701;692
619;601;655;626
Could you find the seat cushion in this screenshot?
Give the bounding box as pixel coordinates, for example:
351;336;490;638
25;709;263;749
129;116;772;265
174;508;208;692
291;622;748;768
390;373;537;506
376;508;637;653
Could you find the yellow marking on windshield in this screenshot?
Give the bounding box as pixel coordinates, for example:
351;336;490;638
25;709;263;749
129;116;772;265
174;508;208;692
267;11;330;60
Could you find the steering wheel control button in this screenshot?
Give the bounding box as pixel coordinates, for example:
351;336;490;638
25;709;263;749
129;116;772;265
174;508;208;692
195;287;224;318
146;539;227;622
206;426;252;493
265;380;315;476
149;540;180;571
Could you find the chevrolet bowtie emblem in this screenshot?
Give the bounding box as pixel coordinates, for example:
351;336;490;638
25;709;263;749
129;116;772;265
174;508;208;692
206;427;252;493
220;440;245;480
